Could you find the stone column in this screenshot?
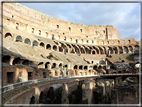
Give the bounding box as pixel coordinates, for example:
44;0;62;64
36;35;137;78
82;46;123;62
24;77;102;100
61;83;69;104
9;56;15;65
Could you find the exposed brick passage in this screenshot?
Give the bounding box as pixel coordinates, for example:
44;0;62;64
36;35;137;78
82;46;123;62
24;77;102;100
1;1;141;105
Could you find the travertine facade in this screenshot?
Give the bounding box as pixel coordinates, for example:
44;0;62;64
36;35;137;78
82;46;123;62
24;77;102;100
2;2;140;86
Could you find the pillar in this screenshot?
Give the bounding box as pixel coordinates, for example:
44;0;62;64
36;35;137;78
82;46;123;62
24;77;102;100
9;56;15;65
61;83;69;104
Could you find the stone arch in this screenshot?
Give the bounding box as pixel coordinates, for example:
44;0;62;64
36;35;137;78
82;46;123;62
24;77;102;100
24;38;31;45
45;62;51;69
74;65;78;70
83;45;91;54
118;71;122;73
53;45;57;51
84;66;88;70
46;44;51;50
128;45;133;53
22;60;29;65
59;63;62;68
70;48;75;53
92;50;96;54
102;66;106;70
93;65;97;70
30;96;35;104
39;42;45;48
93;46;99;54
51;63;56;69
118;46;123;54
98;46;104;54
108;46;113;54
123;46;129;54
79;65;83;70
39;91;44;104
98;65;102;69
59;47;63;52
72;44;80;55
5;33;13;40
13;58;21;65
66;43;72;48
32;40;38;47
15;35;22;42
134;45;139;54
2;55;10;64
77;45;85;54
113;46;118;54
38;62;44;68
60;42;68;53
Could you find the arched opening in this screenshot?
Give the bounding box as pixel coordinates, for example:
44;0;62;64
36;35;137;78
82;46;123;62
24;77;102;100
30;96;35;104
98;65;102;69
74;65;78;70
59;63;62;68
121;60;125;63
79;65;83;70
40;42;45;48
45;62;51;69
2;56;10;64
52;63;56;69
134;45;139;54
38;62;44;68
15;35;22;42
33;40;38;47
124;46;129;54
5;33;12;40
13;58;21;65
103;66;106;70
24;38;31;45
118;71;121;73
129;46;133;53
66;43;71;48
93;65;97;70
84;66;88;70
46;44;51;50
53;45;57;51
93;46;99;54
59;47;63;52
108;47;113;54
110;65;115;70
92;51;95;54
39;91;44;104
22;60;29;65
119;47;123;54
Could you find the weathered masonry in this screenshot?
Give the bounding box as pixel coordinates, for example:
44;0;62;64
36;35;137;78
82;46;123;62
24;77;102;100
1;1;141;105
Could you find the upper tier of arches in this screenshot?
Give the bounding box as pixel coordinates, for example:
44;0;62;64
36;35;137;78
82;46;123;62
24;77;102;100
3;32;139;56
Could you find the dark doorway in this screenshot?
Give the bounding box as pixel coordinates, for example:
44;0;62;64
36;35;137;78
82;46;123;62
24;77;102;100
30;96;35;104
28;72;32;80
7;72;14;84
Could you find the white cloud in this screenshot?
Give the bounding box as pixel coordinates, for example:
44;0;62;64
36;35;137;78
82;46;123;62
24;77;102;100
20;2;140;41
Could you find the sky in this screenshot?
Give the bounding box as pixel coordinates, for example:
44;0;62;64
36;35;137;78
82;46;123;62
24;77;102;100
19;2;140;41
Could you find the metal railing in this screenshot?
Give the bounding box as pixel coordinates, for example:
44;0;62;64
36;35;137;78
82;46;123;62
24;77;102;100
0;73;140;94
0;75;99;94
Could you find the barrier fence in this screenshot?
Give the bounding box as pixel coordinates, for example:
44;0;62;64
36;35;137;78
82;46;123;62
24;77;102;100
0;73;140;93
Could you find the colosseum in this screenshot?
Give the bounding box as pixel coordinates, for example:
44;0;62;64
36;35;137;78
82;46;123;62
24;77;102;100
1;1;141;105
